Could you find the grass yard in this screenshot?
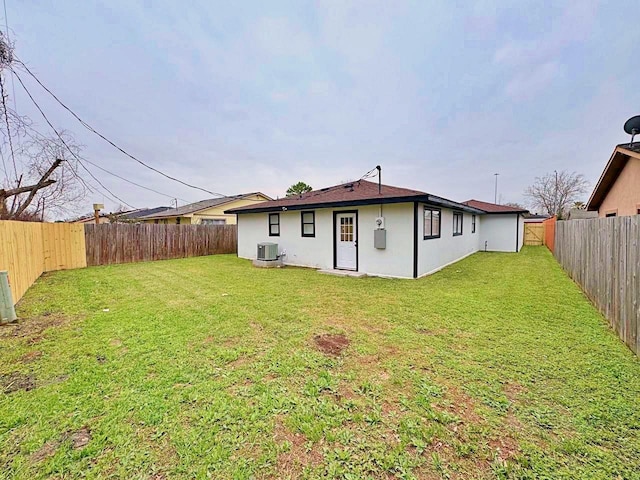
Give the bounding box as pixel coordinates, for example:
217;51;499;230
1;247;639;479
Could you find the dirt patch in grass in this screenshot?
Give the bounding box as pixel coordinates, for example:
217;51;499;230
30;427;91;464
273;417;323;476
70;427;92;449
20;350;43;363
503;382;526;402
438;385;483;426
416;327;449;336
488;434;520;462
0;313;78;344
313;334;350;356
1;372;36;393
31;439;60;463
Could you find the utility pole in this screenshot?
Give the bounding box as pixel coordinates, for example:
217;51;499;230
554;170;558;217
93;203;104;225
494;173;499;204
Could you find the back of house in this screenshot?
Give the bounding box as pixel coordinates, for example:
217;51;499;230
226;180;527;279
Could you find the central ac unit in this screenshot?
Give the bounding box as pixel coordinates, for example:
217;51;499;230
257;242;278;261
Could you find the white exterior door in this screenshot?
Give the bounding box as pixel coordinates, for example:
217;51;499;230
335;212;357;270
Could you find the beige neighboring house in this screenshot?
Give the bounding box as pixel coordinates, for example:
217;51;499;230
587;143;640;217
140;193;272;225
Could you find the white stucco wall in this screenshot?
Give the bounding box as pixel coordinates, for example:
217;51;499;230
236;204;523;278
417;206;482;277
478;214;522;252
236;203;414;278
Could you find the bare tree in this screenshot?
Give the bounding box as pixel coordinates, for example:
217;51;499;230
0;33;87;220
524;171;589;219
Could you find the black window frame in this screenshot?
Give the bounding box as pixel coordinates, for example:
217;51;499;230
471;214;476;233
423;206;441;240
269;213;280;236
301;211;315;237
453;211;463;236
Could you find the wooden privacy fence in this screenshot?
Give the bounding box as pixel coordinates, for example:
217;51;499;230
84;224;237;266
0;221;86;303
523;224;545;246
543;216;556;253
0;222;237;305
555;216;640;355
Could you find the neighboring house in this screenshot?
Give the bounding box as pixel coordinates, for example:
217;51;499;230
225;180;528;279
72;207;171;224
566;208;598;220
522;213;550;223
140;193;272;225
587;142;640;217
73;214;109;224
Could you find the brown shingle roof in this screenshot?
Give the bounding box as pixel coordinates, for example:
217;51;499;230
463;199;528;214
226;180;485;214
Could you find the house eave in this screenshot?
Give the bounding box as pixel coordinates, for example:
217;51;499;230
226;195;485;215
586;145;640;211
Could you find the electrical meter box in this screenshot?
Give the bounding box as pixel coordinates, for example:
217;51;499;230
374;229;386;249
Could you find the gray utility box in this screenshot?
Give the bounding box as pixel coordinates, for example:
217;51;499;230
374;229;386;249
257;242;278;261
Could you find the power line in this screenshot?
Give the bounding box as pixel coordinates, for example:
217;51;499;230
82;157;189;203
3;0;18;121
14;60;227;198
11;67;135;208
20;122;189;203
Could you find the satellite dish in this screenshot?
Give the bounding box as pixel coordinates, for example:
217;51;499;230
623;115;640;143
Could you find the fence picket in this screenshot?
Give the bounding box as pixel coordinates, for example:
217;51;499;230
83;224;237;266
554;216;640;356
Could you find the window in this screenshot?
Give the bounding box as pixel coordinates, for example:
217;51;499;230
201;219;226;225
154;219;159;224
471;215;476;233
269;213;280;236
453;211;463;236
176;217;181;225
423;207;441;239
605;212;617;218
301;211;315;237
340;216;354;241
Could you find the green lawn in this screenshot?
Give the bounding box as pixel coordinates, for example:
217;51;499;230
1;247;639;479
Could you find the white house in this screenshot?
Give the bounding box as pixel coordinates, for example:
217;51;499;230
226;180;527;279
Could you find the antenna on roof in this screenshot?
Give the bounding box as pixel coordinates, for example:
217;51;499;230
624;115;640;144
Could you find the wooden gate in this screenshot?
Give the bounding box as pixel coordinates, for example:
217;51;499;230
523;223;545;246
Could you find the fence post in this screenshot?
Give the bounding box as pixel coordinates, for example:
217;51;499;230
0;271;17;324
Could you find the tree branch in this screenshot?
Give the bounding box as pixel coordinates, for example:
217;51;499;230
5;158;63;218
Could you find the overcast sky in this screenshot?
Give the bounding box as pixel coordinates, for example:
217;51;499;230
7;0;640;214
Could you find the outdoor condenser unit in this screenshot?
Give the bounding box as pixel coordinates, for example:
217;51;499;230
257;242;278;261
